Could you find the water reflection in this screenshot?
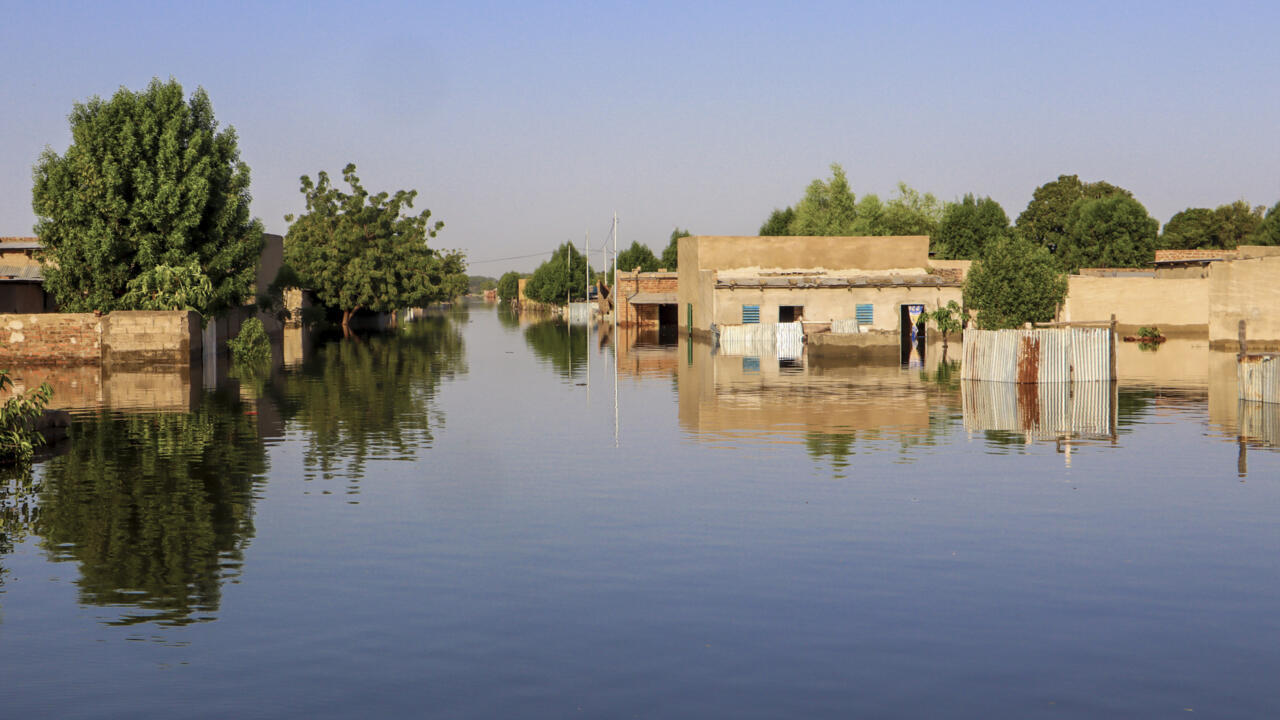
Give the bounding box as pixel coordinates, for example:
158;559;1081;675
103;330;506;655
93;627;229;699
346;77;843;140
961;380;1116;440
31;393;267;626
269;315;467;485
523;319;590;381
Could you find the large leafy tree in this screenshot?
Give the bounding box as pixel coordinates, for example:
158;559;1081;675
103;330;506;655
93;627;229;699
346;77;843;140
759;208;794;236
1059;195;1158;271
661;228;690;269
878;182;943;237
789;163;870;235
932;194;1010;259
496;271;521;302
284;164;467;333
1250;201;1280;246
524;242;592;305
1160;207;1217;249
32;78;264;316
963;235;1068;329
616;240;659;274
1014;174;1131;252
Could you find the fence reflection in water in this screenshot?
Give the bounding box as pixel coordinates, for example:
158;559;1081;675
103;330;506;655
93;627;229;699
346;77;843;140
961;379;1115;440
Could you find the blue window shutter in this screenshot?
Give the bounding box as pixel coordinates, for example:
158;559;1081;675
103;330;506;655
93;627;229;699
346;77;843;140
856;303;873;325
742;305;760;324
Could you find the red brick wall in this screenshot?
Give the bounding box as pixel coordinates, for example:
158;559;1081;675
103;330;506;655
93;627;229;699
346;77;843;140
0;313;103;365
1155;249;1237;262
616;271;678;326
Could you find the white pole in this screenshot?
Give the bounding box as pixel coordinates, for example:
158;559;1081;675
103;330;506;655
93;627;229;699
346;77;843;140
613;212;619;447
585;229;590;399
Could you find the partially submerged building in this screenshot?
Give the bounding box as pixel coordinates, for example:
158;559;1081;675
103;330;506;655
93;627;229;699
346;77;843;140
675;234;966;346
615;269;678;327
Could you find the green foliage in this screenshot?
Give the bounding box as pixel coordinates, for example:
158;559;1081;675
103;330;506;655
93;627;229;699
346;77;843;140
774;165;940;238
33;396;265;625
523;320;589;380
932;194;1010;259
1137;326;1161;340
120;261;214;312
1251;201;1280;246
1160;207;1217;249
759;207;795;236
878;182;944;237
1212;200;1264;248
1015;174;1131;252
0;372;52;465
227;317;271;365
497;271;521;302
661;228;690;269
524;242;592;305
616;240;660;273
32;78;264;317
963;235;1068;329
284;163;468;328
467;275;498;294
1060;195;1158;271
928;301;964;346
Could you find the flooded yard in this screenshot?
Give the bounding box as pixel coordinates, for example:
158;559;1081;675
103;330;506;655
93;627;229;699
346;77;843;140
2;303;1279;718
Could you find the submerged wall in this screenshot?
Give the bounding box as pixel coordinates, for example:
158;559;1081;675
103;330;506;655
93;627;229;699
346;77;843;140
1209;255;1280;350
1062;275;1209;336
0;310;200;365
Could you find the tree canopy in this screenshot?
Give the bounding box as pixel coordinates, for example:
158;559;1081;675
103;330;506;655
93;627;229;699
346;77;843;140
32;78;264;316
1252;201;1280;246
963;235;1068;329
497;271;521;302
759;207;794;236
524;242;592;305
1161;201;1265;250
661;228;689;269
616;240;660;274
283;163;467;331
931;194;1010;260
1059;195;1158;271
1014;174;1131;252
766;165;940;238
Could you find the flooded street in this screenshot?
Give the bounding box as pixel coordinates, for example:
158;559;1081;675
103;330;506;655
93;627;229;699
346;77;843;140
3;302;1279;718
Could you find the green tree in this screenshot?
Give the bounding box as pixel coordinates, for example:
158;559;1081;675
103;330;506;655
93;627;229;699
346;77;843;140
877;182;943;236
759;207;794;236
1250;201;1280;246
661;228;690;269
1160;207;1217;249
284;163;467;333
32;78;264;316
1212;200;1264;248
963;235;1068;329
616;240;659;273
497;271;521;302
524;242;592;305
789;163;871;235
928;300;964;349
1060;195;1158;271
932;194;1010;259
1015;174;1131;252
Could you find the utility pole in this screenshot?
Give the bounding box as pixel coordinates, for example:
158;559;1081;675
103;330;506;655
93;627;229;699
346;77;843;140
613;212;619;447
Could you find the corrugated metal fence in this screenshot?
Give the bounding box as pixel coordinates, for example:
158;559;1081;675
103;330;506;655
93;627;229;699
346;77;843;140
717;322;804;359
961;380;1113;439
1238;355;1280;403
961;327;1112;383
830;319;861;335
567;302;594;325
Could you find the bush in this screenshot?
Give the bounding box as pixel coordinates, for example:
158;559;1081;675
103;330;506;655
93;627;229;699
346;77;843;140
227;317;271;364
0;371;53;465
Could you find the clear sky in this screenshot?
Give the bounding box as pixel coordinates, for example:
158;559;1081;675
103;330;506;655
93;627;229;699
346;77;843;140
2;0;1277;272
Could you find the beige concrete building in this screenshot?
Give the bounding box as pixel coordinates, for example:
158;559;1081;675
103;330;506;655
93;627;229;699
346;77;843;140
676;235;965;339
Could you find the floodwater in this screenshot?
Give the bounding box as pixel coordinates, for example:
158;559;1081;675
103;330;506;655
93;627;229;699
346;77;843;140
2;303;1279;719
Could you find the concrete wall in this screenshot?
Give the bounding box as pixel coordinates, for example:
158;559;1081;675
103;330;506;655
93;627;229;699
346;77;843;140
677;235;935;334
1062;275;1209;336
710;285;962;330
1209;255;1280;349
0;310;200;365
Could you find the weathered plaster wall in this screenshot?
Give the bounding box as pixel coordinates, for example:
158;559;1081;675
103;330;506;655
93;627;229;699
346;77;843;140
710;285;962;330
1209;255;1280;349
1063;276;1209;336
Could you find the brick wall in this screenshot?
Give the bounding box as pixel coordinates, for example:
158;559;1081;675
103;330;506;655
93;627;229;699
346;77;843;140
1154;249;1237;262
0;310;200;365
0;314;103;365
616;271;678;326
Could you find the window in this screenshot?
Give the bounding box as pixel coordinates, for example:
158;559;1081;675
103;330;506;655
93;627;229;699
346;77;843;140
742;304;760;324
779;305;803;323
742;356;760;373
856;303;873;325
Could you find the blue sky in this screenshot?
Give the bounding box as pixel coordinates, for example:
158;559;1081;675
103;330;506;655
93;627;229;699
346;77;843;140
2;1;1277;272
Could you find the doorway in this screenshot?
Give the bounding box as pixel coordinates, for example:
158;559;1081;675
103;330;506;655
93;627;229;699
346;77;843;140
899;303;926;365
779;305;803;323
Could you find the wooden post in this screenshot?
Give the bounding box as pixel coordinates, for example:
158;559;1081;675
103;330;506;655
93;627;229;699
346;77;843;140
1109;314;1118;382
1239;319;1247;360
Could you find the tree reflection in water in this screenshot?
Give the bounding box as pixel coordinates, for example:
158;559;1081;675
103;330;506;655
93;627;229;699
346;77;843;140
523;319;588;380
31;393;267;626
270;313;466;485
